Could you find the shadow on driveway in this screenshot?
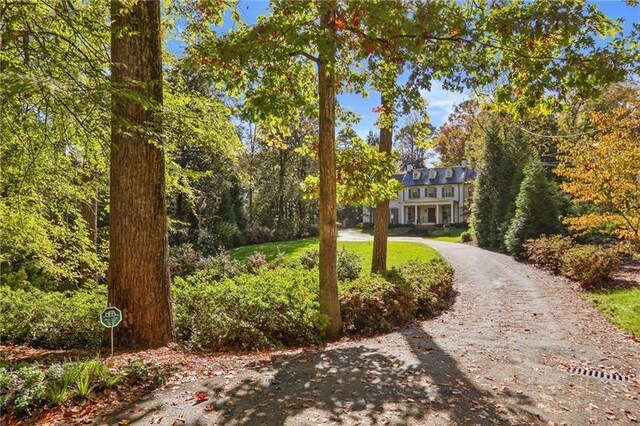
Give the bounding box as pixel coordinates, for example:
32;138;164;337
107;327;543;425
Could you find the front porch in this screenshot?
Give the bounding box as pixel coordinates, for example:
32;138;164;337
403;203;456;226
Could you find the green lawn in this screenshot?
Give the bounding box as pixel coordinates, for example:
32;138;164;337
357;226;465;242
587;289;640;337
230;238;439;271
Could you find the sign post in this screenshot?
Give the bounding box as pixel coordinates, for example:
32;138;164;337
100;307;122;357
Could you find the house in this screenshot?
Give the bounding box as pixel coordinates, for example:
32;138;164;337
363;160;475;227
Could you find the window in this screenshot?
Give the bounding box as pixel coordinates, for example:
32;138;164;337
412;170;421;180
428;170;437;179
426;187;437;198
445;168;453;178
444;186;454;198
410;188;420;199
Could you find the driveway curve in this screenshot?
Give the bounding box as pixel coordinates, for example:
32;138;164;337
103;233;639;425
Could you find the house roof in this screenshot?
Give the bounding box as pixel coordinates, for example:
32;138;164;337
400;166;476;187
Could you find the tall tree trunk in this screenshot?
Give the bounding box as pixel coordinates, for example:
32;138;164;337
371;95;393;274
81;194;98;252
109;0;173;348
317;0;341;340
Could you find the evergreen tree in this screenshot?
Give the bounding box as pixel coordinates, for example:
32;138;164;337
470;122;517;248
505;157;561;256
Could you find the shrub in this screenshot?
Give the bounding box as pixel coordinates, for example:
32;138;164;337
386;258;455;317
0;363;45;416
337;248;362;281
297;248;362;280
460;230;472;243
504;157;561;256
173;267;325;350
246;251;268;271
339;275;415;335
561;245;619;287
523;234;574;273
242;224;274;245
0;286;105;349
169;244;209;277
202;251;247;280
1;358;121;417
298;249;319;269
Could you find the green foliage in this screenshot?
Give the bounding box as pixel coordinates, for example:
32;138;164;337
246;251;268;271
505;157;561;256
1;358;121;416
0;286;105;349
298;249;320;270
471;123;520;248
0;363;46;415
561;245;619;288
173;267;326;350
337;249;362;281
339;275;415;335
386;259;455;317
303;140;403;207
523;235;574;274
460;230;473;243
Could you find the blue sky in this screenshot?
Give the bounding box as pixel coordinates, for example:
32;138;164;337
169;1;639;138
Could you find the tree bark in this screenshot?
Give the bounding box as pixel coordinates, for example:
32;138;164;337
371;95;393;274
317;0;341;340
109;0;173;348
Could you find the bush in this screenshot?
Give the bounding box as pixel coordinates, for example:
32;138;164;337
386;258;455;317
339;275;415;335
0;358;121;417
460;230;472;243
0;286;105;349
200;251;247;281
337;248;362;281
298;249;319;269
169;244;209;277
297;248;362;280
504;157;561;256
173;267;326;350
242;224;275;245
561;245;619;287
523;235;574;274
246;251;267;271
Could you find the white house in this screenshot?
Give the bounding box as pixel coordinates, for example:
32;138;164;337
363;160;475;226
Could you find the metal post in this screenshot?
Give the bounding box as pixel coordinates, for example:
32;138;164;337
110;326;114;358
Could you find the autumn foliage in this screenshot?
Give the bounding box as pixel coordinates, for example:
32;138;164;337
556;88;640;249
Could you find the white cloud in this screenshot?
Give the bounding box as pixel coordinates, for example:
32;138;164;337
420;80;469;128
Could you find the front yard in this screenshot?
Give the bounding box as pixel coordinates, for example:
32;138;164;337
587;287;640;338
231;239;440;270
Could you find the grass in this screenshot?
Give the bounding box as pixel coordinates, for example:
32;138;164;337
230;238;440;271
586;288;640;337
357;226;465;242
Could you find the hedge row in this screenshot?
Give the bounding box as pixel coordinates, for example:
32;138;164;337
1;258;455;350
523;235;619;287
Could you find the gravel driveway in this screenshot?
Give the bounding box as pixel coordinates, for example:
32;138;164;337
102;234;639;425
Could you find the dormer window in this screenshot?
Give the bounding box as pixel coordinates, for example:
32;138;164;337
428;170;437;179
412;170;421;180
445;168;453;178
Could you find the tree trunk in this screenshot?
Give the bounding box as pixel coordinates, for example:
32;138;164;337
317;0;341;340
371;96;394;274
81;194;98;253
109;0;173;348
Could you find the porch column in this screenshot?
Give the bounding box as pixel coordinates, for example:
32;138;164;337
436;204;440;225
415;205;418;225
451;202;454;223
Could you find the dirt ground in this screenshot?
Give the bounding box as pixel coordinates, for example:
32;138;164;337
95;236;639;425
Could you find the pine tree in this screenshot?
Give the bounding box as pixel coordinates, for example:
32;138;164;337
505;157;561;256
470;122;517;248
